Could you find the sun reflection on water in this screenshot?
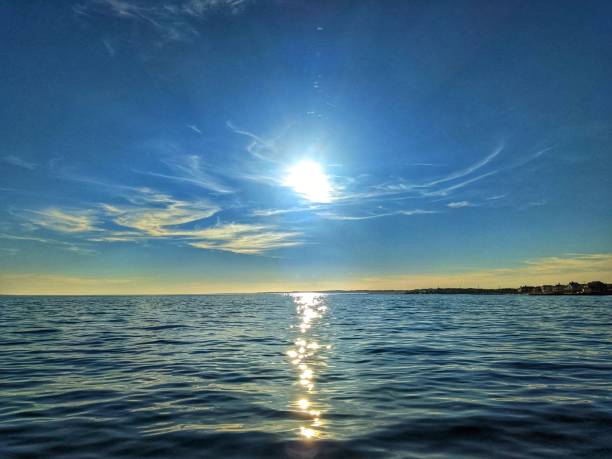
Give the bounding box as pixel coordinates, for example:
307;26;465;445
286;292;331;440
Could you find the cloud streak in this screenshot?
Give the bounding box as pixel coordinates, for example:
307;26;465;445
318;209;438;221
2;155;37;170
447;201;472;208
11;185;301;255
0;232;96;255
137;155;235;194
226;121;281;163
104;196;301;254
24;208;98;233
75;0;251;42
189;224;302;254
421;145;503;188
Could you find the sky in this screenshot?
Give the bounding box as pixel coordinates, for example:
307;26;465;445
1;0;611;294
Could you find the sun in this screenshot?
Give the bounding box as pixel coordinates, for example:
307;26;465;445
283;160;332;203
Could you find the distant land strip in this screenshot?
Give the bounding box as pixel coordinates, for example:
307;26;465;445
277;281;612;296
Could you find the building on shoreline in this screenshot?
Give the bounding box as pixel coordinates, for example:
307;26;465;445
399;282;611;295
583;281;608;295
519;281;612;296
565;282;582;294
541;285;554;294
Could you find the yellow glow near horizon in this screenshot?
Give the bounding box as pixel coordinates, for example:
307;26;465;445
283;160;332;203
5;252;612;294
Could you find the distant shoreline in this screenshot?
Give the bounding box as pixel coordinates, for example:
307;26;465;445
2;284;611;297
275;288;612;296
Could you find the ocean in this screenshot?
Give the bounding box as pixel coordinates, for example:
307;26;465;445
1;293;611;458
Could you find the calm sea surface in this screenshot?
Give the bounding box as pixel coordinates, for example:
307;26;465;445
1;294;611;458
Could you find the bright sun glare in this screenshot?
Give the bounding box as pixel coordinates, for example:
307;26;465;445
283;160;333;203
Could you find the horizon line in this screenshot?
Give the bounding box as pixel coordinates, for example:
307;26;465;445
2;282;611;297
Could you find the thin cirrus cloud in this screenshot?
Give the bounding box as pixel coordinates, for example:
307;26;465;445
226;121;282;164
30;166;302;254
74;0;252;42
136;155;235;194
2;155;38;170
4;120;551;256
186;125;203;135
317;209;438;221
95;189;300;254
23;208;99;233
106;193;220;237
189;224;302;254
12;185;302;255
205;123;548;223
420;171;499;198
0;232;97;255
333;143;548;210
102;198;302;254
251;206;320;217
419;145;503;188
237;143;509;220
521;253;612;273
447;201;472;208
310;145;507;206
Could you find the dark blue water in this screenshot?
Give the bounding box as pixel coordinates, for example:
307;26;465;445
1;294;611;458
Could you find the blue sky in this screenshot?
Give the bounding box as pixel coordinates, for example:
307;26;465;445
1;0;611;293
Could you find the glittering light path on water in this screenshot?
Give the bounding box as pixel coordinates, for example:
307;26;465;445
286;293;332;440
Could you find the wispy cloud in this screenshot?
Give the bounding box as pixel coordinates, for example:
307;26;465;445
137;155;234;194
186;124;202;135
39;121;552;258
2;155;37;170
447;201;472;208
486;194;508;201
318;209;437;221
38;165;301;254
319;144;507;209
189;223;302;254
222;127;518;221
75;0;251;42
421;170;499;197
0;233;64;244
102;38;115;56
421;145;503;188
223;124;522;221
521;253;612;273
518;199;547;210
105;192;220;236
24;208;98;233
103;195;301;254
226;121;280;163
251;206;319;217
0;232;96;255
13;183;300;255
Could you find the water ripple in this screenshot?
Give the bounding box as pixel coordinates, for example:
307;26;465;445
0;294;611;458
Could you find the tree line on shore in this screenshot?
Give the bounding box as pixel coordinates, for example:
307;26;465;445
404;281;611;295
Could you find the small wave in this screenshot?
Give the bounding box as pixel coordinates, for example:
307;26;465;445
362;345;452;356
141;324;191;331
15;328;61;335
